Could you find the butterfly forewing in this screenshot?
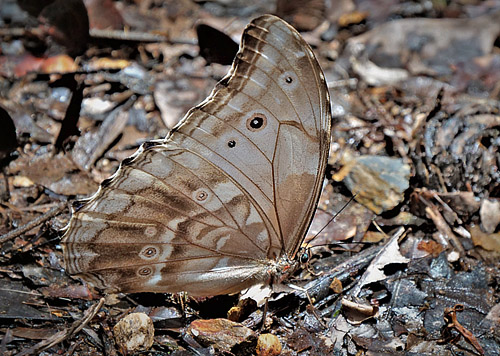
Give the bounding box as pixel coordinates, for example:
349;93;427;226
176;16;331;256
62;15;331;295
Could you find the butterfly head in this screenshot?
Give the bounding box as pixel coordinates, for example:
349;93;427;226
298;246;311;266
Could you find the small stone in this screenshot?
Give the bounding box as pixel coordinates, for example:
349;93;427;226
187;318;255;352
480;199;500;234
256;333;282;356
470;225;500;252
447;250;460;263
12;176;35;188
333;154;411;214
113;312;154;353
227;298;256;322
227;306;244;322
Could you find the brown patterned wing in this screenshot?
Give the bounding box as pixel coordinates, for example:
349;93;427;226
62;15;331;295
173;15;331;257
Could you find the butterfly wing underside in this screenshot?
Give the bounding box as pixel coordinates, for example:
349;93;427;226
62;15;331;295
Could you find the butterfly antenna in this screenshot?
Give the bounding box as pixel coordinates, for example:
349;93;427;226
310;194;357;243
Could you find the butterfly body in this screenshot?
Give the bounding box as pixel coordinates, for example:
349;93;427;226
62;15;331;296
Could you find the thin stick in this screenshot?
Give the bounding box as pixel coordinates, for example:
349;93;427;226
1;167;10;201
15;298;105;356
0;202;67;245
425;206;465;254
287;283;327;328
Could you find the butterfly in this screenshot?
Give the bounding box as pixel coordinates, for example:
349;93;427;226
62;14;332;296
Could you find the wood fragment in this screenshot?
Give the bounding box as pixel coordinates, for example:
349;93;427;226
438;304;485;355
90;28;169;43
302;243;383;302
0;202;67;245
15;298;105;356
425;206;465;254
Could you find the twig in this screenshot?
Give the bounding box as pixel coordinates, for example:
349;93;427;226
0;28;25;37
327;78;358;89
90;28;173;43
0;27;195;45
1;167;10;201
431;191;461;224
302;243;383;302
294;243;383;322
438;304;484;355
425;206;465;254
16;202;66;212
1;328;13;355
15;298;105;356
0;202;67;245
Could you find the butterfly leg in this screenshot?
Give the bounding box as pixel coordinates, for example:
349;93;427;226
306;264;323;277
173;292;193;321
287;283;327;328
260;297;270;331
